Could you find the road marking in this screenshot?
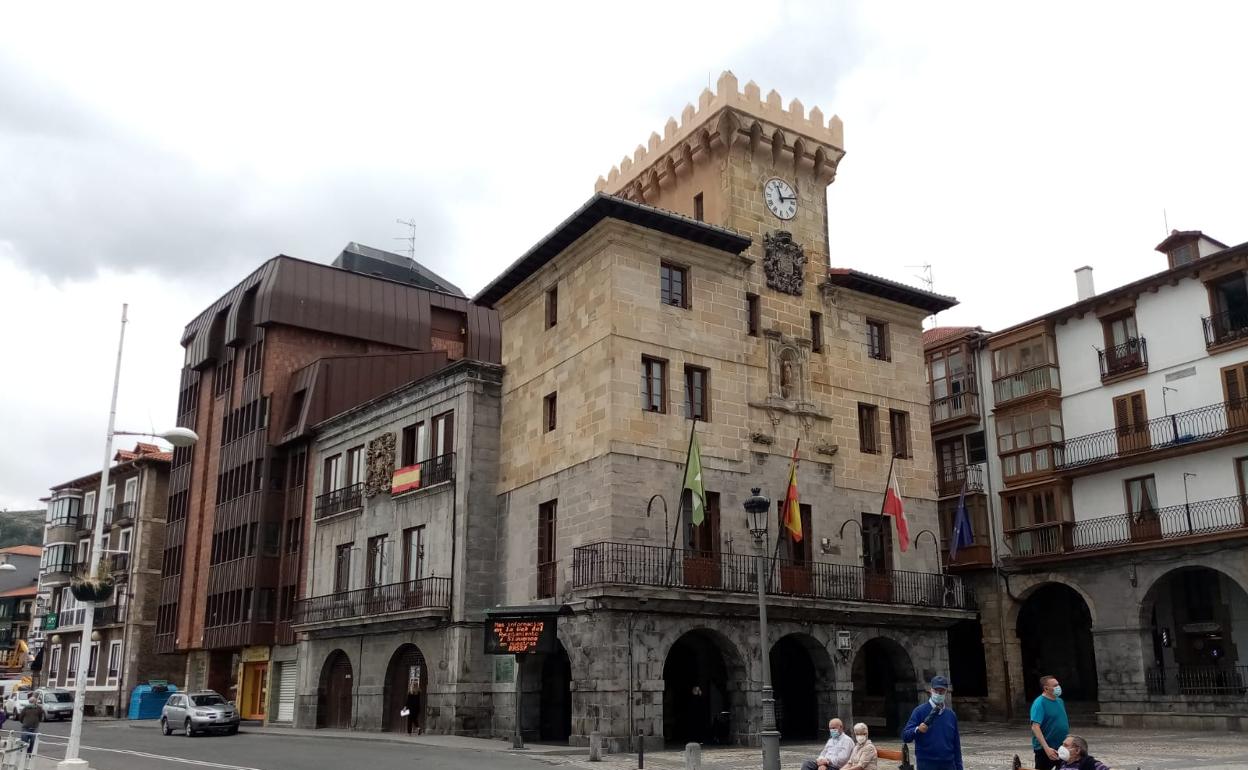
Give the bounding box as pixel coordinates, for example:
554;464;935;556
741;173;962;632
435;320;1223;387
36;737;266;770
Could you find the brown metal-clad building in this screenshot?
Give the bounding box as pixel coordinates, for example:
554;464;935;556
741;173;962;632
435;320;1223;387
159;250;499;722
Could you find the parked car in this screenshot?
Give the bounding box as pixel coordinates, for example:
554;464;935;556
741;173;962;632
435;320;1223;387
3;691;31;718
161;691;239;736
35;689;74;721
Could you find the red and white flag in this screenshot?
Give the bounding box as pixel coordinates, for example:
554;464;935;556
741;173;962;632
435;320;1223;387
882;461;910;552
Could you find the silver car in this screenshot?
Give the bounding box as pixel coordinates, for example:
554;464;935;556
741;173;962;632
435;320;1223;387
35;689;74;721
161;691;239;736
4;691;32;718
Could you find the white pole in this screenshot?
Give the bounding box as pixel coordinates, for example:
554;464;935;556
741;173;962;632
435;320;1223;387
60;303;127;770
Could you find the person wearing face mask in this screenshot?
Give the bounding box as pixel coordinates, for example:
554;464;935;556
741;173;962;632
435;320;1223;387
841;722;877;770
1056;735;1112;770
1030;675;1070;770
901;675;962;770
800;718;855;770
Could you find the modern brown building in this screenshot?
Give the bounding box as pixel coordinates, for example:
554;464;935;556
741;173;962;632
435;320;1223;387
159;245;499;722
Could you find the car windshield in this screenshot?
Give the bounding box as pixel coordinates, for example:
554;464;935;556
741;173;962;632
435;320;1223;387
45;693;73;703
191;694;225;706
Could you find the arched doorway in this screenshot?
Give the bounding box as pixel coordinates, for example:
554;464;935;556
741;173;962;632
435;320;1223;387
851;637;917;733
770;634;833;740
1141;567;1247;696
519;640;572;743
383;644;427;733
1017;584;1098;703
662;629;745;746
316;650;353;729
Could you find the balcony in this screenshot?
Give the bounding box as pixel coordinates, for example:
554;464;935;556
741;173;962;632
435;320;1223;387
111;501;135;526
93;605;127;626
76;515;95;535
1146;665;1248;697
1006;494;1248;561
1202;308;1248;349
292;576;452;626
1097;337;1148;380
110;553;130;573
930;391;980;428
390;453;455;497
13;610;30;623
56;607;88;628
72;559;90;575
992;365;1060;406
570;541;974;610
936;463;984;498
314;483;364;520
1056;398;1248;472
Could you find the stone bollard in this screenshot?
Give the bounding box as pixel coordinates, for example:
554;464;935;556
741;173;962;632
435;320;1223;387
589;732;604;761
685;742;702;770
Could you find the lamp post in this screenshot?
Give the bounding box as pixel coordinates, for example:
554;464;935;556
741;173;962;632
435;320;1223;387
743;488;780;770
59;304;199;770
1182;472;1197;534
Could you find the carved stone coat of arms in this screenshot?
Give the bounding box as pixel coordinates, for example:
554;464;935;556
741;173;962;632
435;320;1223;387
763;231;806;296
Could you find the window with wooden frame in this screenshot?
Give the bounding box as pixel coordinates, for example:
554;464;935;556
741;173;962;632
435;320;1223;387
537;500;557;599
400;423;421;467
866;319;889;361
660;262;688;308
1222;362;1248;406
545;285;558;329
777;502;813;565
747;293;760;336
693;193;704;222
344;445;364;487
889;410;911;458
402;525;425;582
928;345;975;407
1207;272;1248;345
1112;391;1150;454
1124;475;1158;517
684;490;721;555
641;356;667;413
322;454;340;494
1002;484;1066;531
333;543;352;593
684;365;709;422
810;311;823;353
996;405;1063;480
858;403;880;453
366;535;387;588
431;411;454;458
543;392;558;432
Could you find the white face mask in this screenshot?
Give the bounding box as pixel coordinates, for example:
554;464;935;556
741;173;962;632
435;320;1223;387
855;735;867;745
1058;746;1071;762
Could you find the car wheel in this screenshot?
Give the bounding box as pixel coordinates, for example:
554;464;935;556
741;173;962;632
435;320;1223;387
184;719;194;737
162;718;172;736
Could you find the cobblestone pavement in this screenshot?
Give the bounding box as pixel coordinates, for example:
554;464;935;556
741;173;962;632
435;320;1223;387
567;723;1248;770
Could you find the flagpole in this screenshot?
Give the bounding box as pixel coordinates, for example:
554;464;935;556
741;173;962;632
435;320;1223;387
768;438;800;590
880;454;896;516
666;418;699;583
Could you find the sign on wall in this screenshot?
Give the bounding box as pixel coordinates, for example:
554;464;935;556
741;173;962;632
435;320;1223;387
484;617;557;655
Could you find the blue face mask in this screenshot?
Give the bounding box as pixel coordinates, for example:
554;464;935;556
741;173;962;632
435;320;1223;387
930;693;945;706
829;729;840;739
1053;685;1063;698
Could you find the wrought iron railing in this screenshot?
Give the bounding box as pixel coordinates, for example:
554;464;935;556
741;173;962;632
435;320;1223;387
1056;398;1248;470
992;365;1059;405
390;452;456;497
570;541;973;610
1098;337;1147;379
314;483;364;520
76;515;95;534
537;561;558;599
1145;666;1248;697
93;605;127;626
110;553;130;573
292;576;452;625
1202;309;1248;348
937;464;984;497
111;501;136;525
930;391;979;425
1007;495;1248;560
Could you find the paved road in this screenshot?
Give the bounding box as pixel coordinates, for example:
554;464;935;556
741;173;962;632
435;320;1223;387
27;720;563;770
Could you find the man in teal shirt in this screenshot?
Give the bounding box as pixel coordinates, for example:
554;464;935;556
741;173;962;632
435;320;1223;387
1030;675;1069;770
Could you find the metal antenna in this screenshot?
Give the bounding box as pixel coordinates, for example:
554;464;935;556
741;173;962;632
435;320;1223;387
395;218;418;260
1163;208;1170;235
906;264;936;328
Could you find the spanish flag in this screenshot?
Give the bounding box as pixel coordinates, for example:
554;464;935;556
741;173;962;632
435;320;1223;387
391;464;423;495
783;440;802;542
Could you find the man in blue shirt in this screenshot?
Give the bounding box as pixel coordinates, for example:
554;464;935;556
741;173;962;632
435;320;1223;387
902;675;962;770
1030;675;1070;770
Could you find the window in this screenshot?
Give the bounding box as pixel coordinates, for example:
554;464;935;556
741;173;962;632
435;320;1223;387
928;346;974;405
537;500;557;599
1208;272;1248;344
66;644;80;686
641;357;668;413
87;641;100;681
867;319;889;361
104;485;116;522
1125;475;1158;517
1171;241;1198;267
401;422;426;467
124;476;139;503
1222;362;1248;405
997;406;1063;479
684;366;709;422
334;544;352;593
284;389;307;431
402;526;425;583
693;193;704;222
810;312;823;353
83;491;95;523
965;431;987;464
345;446;365;487
858;403;880;454
49;646;61;681
1112;391;1149;453
545;285;558;329
321;454;340;494
660;262;688;308
1104;313;1139;349
77;538;90;566
685;490;721;555
285;518;302;554
367;535;387;588
778;501;812;565
747;293;760;337
889;410;911;458
431;411;454;458
543;392;558;432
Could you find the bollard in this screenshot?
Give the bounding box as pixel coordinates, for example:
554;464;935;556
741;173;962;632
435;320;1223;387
899;743;914;770
589;732;603;762
685;742;702;770
638;729;645;769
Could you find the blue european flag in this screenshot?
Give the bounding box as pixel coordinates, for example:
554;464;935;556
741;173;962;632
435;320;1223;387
950;480;974;560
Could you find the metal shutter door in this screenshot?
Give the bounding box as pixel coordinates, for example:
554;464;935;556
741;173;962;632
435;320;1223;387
276;661;296;722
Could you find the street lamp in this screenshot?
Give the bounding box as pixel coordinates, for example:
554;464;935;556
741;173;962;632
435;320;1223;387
743;488;780;770
60;304;199;770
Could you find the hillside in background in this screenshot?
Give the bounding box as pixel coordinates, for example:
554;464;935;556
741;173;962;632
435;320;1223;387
0;510;44;549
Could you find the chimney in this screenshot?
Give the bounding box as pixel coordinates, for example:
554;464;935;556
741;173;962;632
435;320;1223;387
1075;266;1095;301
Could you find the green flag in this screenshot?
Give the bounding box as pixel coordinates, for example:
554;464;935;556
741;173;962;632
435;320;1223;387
683;429;707;526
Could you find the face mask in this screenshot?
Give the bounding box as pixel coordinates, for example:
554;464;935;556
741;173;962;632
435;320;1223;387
855;735;867;745
930;693;945;706
1058;746;1071;762
1053;685;1063;698
829;729;840;739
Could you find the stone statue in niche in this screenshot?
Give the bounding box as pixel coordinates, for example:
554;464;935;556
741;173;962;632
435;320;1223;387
365;432;396;498
763;230;806;296
780;351;796;400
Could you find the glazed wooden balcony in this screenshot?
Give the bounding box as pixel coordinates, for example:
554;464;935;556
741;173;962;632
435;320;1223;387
992;365;1060;406
930;391;980;428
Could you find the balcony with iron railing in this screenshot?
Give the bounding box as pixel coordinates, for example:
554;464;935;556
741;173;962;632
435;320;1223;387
75;515;95;535
936;463;985;498
992;364;1060;406
1097;337;1148;380
1146;665;1248;698
314;483;364;520
570;541;974;610
292;576;452;626
390;452;455;498
1202;308;1248;349
1055;398;1248;472
110;501;135;526
1005;494;1248;561
930;390;980;427
110;553;130;573
93;604;127;626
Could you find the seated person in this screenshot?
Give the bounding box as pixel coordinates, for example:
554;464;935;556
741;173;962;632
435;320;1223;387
1057;735;1112;770
801;718;855;770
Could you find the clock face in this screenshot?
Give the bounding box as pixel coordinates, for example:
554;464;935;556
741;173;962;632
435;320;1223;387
763;177;797;220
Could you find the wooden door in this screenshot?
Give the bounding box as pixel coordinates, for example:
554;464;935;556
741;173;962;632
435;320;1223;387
242;662;268;720
1126;476;1162;542
861;513;893;602
936;438;967;496
778;503;812;595
1114;391;1150;455
684;492;721;589
1223;364;1248;431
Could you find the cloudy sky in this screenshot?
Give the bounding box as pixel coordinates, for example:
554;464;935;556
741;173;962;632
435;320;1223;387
2;1;1245;509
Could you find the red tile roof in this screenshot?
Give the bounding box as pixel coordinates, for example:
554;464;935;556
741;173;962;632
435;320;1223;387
0;546;42;557
923;326;980;348
0;585;37;598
